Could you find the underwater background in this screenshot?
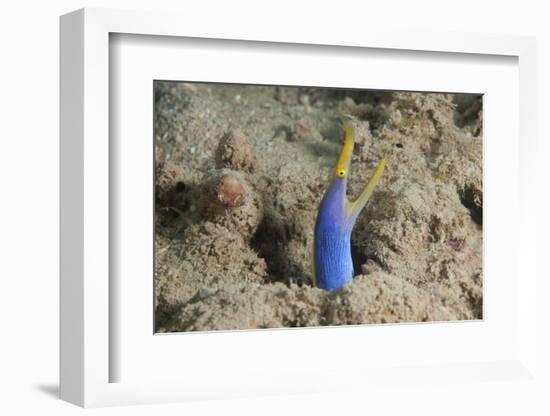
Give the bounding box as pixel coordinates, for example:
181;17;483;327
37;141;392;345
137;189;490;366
154;82;482;332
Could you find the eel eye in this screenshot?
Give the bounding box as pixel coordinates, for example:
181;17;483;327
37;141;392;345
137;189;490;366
338;169;346;177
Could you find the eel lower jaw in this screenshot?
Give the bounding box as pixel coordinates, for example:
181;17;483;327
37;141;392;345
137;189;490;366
347;158;387;219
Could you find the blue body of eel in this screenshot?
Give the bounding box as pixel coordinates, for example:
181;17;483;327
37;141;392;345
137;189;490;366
313;123;386;291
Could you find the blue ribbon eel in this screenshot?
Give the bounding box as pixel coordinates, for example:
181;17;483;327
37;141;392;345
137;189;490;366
313;122;386;291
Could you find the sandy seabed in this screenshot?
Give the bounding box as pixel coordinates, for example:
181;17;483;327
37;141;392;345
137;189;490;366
154;82;482;332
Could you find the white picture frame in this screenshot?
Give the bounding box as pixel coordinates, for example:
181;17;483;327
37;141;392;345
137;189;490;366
60;7;537;408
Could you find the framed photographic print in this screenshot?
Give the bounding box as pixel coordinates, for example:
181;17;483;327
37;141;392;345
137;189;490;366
152;80;484;334
60;7;537;408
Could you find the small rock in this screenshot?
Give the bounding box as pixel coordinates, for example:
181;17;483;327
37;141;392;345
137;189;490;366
447;238;465;251
199;170;263;241
215;129;257;172
216;174;246;207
